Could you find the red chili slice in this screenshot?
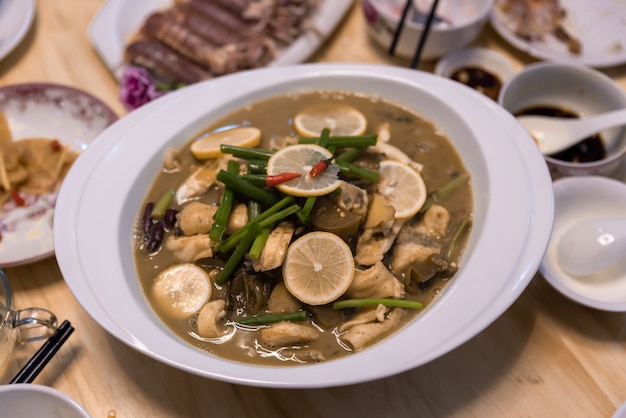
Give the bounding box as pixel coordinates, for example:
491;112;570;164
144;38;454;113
265;173;301;187
50;139;62;152
11;190;25;207
309;158;333;177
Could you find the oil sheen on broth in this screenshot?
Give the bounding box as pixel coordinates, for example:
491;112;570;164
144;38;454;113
133;91;473;366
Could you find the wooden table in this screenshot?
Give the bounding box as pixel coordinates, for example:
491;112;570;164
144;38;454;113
2;1;626;417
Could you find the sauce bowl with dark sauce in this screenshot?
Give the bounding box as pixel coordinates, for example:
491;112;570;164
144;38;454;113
435;48;516;101
499;62;626;178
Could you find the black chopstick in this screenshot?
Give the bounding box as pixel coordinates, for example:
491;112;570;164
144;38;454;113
9;320;75;384
410;0;441;69
388;0;412;56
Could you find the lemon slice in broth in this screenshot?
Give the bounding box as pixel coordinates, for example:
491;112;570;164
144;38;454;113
294;105;367;137
191;126;261;159
283;231;355;306
377;160;427;219
266;144;341;197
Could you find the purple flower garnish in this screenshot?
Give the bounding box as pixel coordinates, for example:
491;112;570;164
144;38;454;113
119;66;167;110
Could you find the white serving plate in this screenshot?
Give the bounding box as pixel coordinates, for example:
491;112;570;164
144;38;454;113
0;0;35;62
54;63;554;388
89;0;353;79
0;83;117;267
490;0;626;68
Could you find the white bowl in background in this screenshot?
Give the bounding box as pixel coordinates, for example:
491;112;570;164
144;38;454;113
53;63;554;388
0;384;91;418
362;0;494;61
498;61;626;178
540;176;626;311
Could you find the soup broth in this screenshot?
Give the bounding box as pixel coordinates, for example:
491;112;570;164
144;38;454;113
133;91;473;365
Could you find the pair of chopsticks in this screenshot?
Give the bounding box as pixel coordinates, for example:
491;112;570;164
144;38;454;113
388;0;441;68
9;320;75;384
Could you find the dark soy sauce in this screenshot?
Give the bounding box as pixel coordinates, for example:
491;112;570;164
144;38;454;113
515;106;606;163
450;67;502;101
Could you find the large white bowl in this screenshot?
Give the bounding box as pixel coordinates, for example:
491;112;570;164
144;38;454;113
54;63;554;388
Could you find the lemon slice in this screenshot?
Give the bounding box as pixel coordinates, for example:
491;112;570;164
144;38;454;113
190;126;261;159
283;231;355;305
266;144;341;197
294;105;367;137
377;160;427;219
152;263;212;318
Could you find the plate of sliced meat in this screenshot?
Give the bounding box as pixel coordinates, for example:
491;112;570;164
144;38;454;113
89;0;352;109
491;0;626;68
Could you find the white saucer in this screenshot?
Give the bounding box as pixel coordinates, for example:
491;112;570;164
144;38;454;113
0;0;35;61
540;176;626;311
0;83;117;267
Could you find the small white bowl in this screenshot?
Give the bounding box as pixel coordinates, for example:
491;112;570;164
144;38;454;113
362;0;494;61
498;61;626;178
540;176;626;311
0;384;91;418
435;47;517;100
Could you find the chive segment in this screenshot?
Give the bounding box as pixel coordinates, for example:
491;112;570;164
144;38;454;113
236;311;308;325
333;298;424;310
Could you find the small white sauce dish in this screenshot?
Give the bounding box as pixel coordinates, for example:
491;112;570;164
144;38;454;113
434;47;517;99
435;47;516;81
0;384;91;418
540;176;626;311
498;61;626;178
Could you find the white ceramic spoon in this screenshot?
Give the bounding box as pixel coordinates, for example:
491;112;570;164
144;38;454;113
557;217;626;276
516;107;626;155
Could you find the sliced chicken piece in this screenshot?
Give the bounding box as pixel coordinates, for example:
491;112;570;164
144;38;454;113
177;201;218;235
338;304;388;333
252;221;295;272
175;155;233;204
196;299;227;338
225;202;248;234
269;135;298;150
329;181;369;220
370;142;423;173
163;149;182;172
417;204;450;238
267;282;301;313
260;321;320;347
377;122;391;143
346;262;405;299
354;219;406;266
164;234;215;262
390;205;450;274
340;308;404;350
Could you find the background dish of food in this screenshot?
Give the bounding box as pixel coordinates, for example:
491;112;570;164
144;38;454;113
0;83;118;267
89;0;352;81
490;0;626;68
53;63;554;388
0;0;35;62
